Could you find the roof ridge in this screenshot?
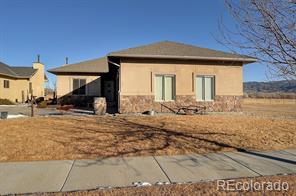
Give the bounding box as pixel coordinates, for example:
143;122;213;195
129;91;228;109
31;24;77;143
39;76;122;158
108;41;169;55
109;40;226;55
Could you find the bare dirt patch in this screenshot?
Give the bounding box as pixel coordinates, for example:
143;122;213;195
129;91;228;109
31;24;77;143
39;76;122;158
34;174;296;196
0;114;295;162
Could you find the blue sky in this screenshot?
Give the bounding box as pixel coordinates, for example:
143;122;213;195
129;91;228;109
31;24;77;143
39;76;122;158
0;0;267;86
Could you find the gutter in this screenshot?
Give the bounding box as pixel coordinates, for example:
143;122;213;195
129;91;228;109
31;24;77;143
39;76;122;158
0;73;32;79
108;60;120;67
108;54;257;63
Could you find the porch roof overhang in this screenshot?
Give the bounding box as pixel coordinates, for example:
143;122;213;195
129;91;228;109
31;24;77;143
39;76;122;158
48;56;109;75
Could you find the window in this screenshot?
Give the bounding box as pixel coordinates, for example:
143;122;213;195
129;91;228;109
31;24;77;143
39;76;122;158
195;76;215;101
73;79;86;95
155;75;175;101
3;80;9;88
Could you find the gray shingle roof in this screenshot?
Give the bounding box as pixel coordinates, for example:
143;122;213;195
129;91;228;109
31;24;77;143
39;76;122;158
48;41;257;74
0;62;17;77
48;56;109;74
0;62;37;78
10;67;37;77
109;41;257;62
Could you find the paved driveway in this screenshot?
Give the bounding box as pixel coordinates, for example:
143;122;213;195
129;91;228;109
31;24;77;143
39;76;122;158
0;105;61;116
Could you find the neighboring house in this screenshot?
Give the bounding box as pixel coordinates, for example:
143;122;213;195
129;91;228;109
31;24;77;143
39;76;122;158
0;59;47;103
48;41;256;113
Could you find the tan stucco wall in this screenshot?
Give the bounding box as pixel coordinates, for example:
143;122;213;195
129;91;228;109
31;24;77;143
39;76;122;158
0;76;30;102
120;58;243;96
30;62;45;98
56;75;101;97
0;62;46;102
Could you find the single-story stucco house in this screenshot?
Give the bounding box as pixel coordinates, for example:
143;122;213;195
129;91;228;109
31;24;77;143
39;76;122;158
0;58;47;103
48;41;256;113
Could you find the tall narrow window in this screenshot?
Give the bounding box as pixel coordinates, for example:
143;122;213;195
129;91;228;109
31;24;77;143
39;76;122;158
3;80;9;88
73;79;86;95
155;75;175;101
195;76;215;101
196;76;203;101
155;75;164;101
204;77;214;100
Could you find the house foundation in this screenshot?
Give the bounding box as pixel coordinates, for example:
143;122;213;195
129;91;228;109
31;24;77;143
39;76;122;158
119;95;242;113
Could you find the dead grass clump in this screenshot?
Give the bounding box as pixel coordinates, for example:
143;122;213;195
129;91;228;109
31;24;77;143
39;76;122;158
0;115;295;162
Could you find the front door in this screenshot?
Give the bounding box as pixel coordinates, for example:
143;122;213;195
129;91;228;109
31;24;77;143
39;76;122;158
104;81;115;103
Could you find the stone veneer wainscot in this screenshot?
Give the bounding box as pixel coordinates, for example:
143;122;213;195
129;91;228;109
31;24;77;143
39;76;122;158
119;95;242;113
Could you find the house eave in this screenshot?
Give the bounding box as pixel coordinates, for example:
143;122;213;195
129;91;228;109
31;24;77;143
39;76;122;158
47;70;106;75
0;73;32;79
108;54;257;63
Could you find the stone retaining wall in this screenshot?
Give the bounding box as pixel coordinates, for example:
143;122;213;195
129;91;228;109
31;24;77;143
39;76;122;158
119;95;242;113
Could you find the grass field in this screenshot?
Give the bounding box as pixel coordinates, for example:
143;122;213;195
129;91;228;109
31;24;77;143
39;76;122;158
243;98;296;105
243;99;296;118
0;113;295;162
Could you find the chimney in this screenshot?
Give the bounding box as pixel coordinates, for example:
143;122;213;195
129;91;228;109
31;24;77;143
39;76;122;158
37;54;40;63
65;57;69;64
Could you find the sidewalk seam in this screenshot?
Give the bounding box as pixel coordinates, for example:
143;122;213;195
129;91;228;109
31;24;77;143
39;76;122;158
223;153;262;176
152;156;172;183
283;149;296;156
60;160;75;191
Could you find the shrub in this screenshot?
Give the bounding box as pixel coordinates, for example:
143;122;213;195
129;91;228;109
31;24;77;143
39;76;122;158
56;105;74;111
0;99;14;105
37;101;47;108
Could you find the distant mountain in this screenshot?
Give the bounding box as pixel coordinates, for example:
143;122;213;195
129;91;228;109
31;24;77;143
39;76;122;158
244;80;296;93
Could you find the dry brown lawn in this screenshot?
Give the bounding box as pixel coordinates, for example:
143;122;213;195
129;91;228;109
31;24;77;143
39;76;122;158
34;174;296;196
242;100;296;118
0;113;295;162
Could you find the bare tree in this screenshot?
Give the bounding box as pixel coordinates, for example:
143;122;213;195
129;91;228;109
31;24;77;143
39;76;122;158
218;0;296;79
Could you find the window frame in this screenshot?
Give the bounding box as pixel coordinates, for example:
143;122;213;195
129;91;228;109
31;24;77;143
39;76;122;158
195;75;215;101
72;78;87;96
3;80;10;89
154;74;176;102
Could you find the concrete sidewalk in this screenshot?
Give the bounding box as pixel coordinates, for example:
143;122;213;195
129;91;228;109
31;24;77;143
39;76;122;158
0;149;295;195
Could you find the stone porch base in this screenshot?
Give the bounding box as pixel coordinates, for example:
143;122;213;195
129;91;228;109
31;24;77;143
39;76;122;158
119;95;242;113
